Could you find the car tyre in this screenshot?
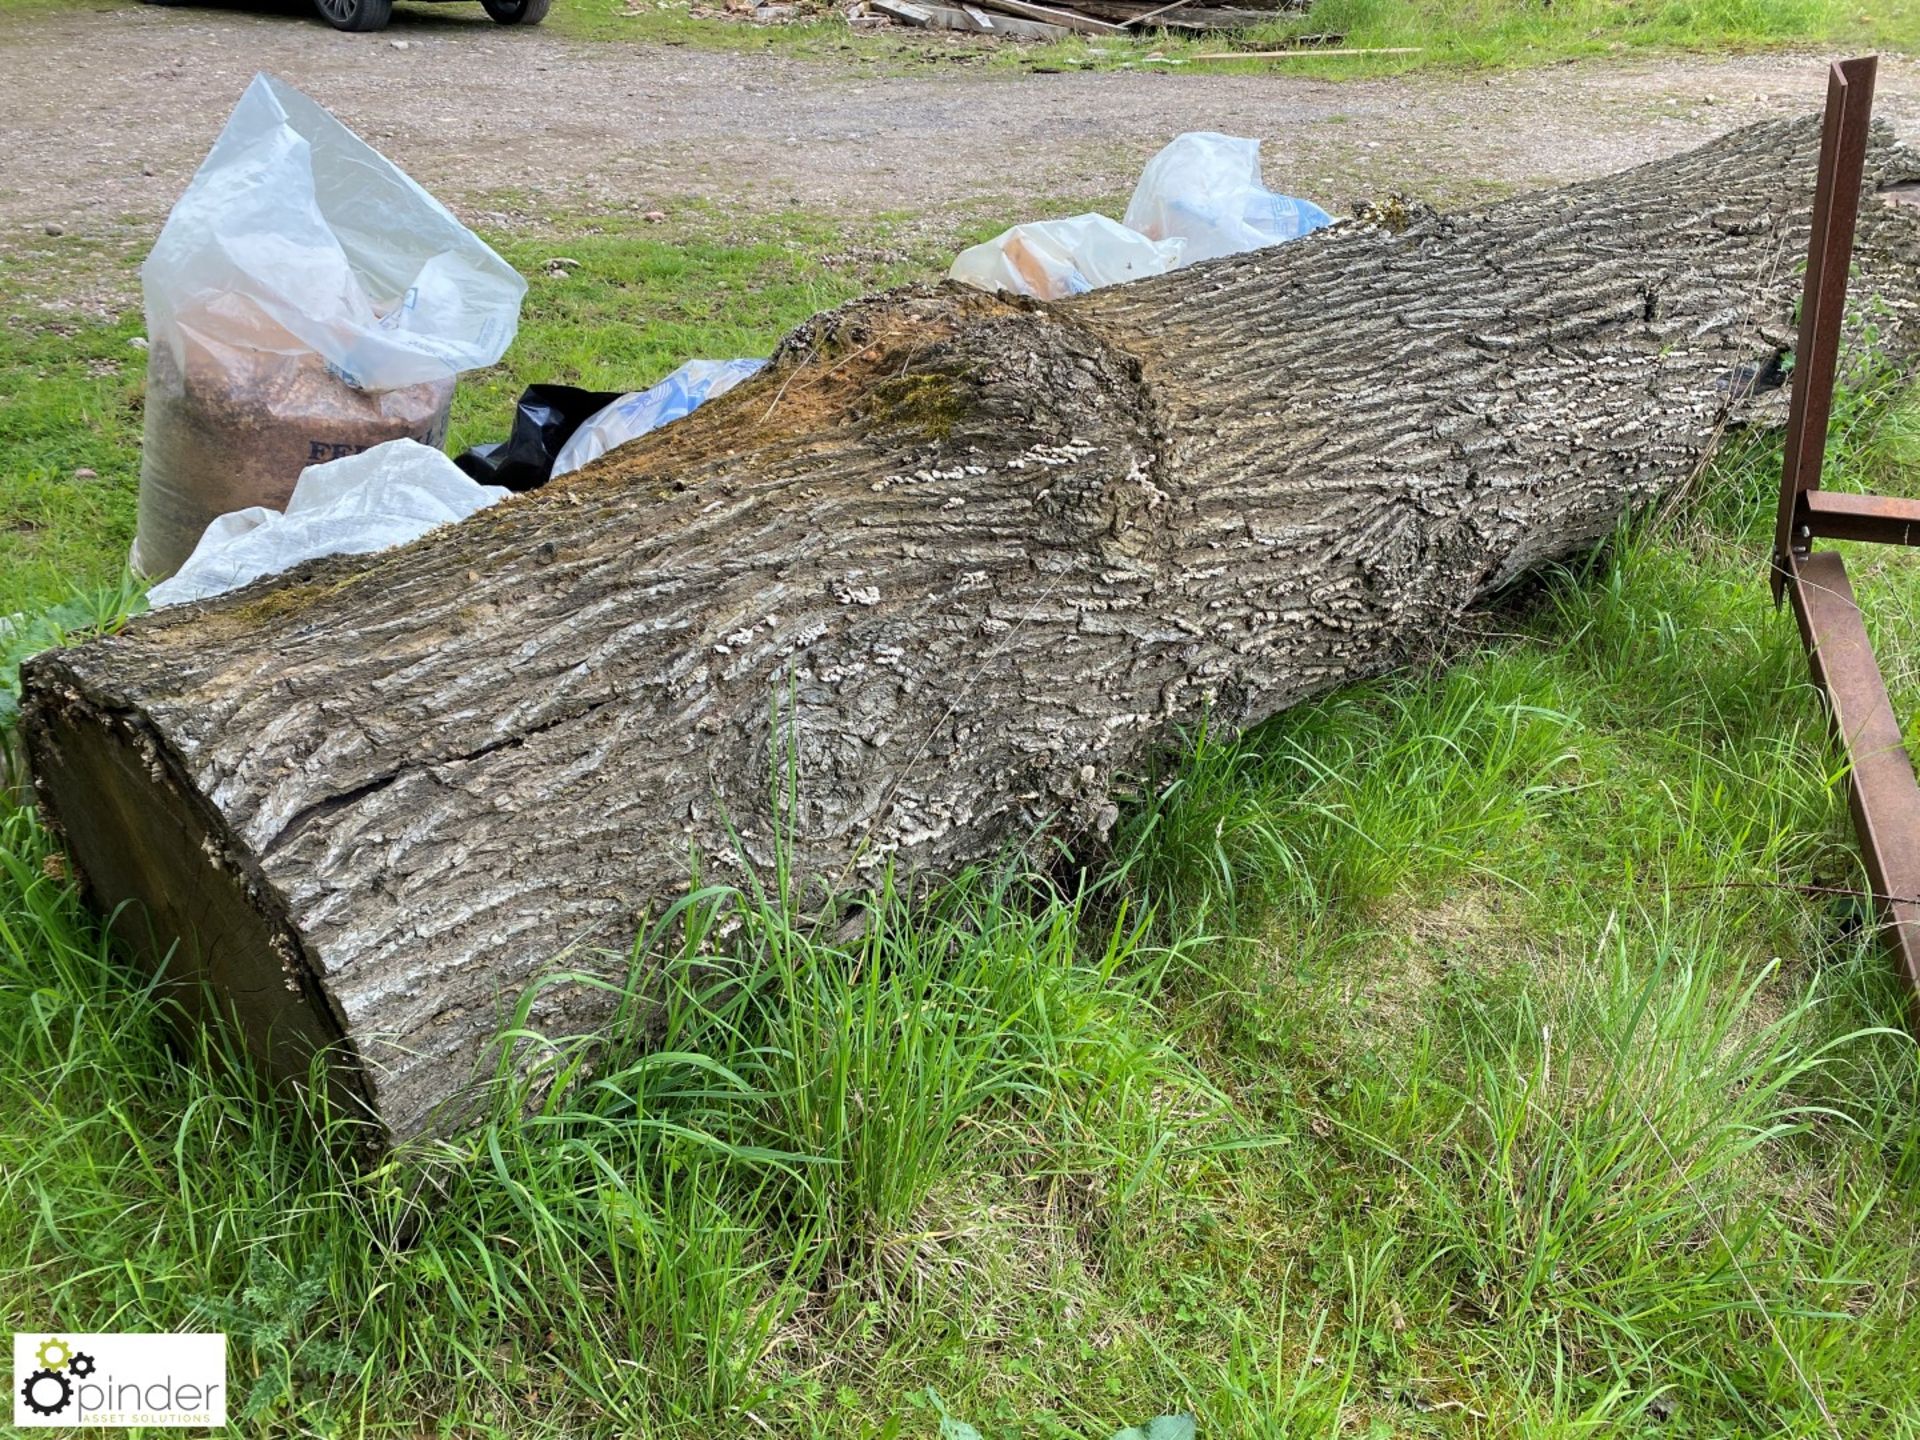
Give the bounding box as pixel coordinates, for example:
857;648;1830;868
483;0;551;24
313;0;394;30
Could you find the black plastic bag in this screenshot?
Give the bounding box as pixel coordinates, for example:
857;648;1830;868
454;384;622;493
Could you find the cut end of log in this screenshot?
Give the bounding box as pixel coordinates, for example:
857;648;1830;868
23;667;381;1134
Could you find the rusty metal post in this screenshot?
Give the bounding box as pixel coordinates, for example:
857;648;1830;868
1772;55;1877;602
1770;54;1920;1023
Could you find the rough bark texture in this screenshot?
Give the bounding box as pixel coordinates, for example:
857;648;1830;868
24;118;1920;1143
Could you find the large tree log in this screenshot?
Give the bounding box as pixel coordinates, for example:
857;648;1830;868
23;118;1920;1142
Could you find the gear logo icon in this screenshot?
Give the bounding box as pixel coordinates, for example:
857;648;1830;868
18;1336;84;1419
19;1367;72;1417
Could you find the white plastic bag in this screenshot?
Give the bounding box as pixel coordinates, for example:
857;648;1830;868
134;72;527;579
948;214;1183;300
551;358;767;478
1123;132;1334;266
147;440;509;609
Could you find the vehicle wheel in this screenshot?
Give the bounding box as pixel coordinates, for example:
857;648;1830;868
313;0;393;30
483;0;551;24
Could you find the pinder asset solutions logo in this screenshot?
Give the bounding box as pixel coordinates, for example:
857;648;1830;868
13;1333;226;1428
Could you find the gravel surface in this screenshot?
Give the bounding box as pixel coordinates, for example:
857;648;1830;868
4;5;1918;263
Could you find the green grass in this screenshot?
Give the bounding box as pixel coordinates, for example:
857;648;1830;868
1034;0;1920;78
4;162;1920;1438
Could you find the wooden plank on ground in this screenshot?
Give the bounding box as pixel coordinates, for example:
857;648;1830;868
916;0;1068;34
1122;0;1192;26
975;0;1127;33
1069;0;1300;27
1140;7;1270;28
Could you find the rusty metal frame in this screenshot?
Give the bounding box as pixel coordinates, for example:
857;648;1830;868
1771;54;1920;1021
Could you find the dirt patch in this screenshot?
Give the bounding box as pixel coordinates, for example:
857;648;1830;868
6;4;1918;275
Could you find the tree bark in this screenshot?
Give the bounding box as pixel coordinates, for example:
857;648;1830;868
23;118;1920;1143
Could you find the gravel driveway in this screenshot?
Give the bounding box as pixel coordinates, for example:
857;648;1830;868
5;5;1919;261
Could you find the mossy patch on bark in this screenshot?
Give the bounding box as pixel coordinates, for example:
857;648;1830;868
863;371;973;442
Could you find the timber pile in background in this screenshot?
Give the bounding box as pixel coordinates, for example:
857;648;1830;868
852;0;1312;40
